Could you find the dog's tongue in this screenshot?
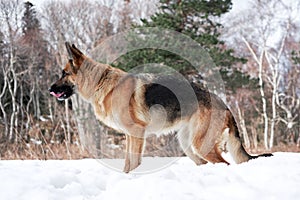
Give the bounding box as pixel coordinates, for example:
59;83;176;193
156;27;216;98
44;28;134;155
50;92;64;98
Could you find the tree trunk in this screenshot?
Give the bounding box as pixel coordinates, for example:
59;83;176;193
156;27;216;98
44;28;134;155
65;100;71;143
8;49;18;142
236;101;250;149
0;64;9;138
269;82;276;149
251;126;258;150
242;37;269;150
258;55;269;150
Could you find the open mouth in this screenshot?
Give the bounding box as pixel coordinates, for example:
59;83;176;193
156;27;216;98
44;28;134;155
50;91;65;99
49;84;74;101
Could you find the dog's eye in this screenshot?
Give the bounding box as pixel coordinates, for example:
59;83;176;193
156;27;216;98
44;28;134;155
62;70;70;78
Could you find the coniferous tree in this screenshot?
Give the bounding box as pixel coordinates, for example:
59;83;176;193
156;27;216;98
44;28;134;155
114;0;256;93
18;1;51;119
22;1;41;36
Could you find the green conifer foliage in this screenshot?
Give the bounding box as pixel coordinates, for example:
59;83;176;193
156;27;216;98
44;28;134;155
113;0;256;93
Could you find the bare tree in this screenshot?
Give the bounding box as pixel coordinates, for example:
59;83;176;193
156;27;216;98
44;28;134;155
41;0;138;156
0;0;170;159
222;0;300;149
0;0;23;142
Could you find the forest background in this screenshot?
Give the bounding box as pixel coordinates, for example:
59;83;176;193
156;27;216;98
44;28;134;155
0;0;299;159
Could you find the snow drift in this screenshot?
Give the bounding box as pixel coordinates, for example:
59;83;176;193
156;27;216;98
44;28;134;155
0;152;299;200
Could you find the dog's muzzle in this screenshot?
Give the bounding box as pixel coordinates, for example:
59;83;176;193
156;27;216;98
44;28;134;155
49;84;74;101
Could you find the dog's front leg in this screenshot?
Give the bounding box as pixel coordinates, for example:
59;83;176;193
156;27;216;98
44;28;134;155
124;134;131;173
123;134;145;173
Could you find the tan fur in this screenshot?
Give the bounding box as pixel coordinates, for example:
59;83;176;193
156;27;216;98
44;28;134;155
50;43;272;173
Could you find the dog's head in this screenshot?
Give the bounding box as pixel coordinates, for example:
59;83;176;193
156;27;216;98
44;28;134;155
49;42;85;101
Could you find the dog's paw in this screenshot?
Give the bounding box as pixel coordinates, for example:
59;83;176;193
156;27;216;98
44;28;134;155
123;155;141;173
123;165;130;173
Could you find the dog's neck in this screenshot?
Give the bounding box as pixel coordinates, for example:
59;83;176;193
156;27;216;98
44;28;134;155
75;57;125;102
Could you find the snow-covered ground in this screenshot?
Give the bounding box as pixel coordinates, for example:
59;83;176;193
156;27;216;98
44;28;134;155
0;152;299;200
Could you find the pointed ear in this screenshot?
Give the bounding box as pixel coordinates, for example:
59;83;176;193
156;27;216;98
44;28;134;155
65;42;77;73
65;42;73;60
65;42;85;73
72;44;84;56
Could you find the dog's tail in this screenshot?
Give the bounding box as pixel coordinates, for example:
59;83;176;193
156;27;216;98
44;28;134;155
225;112;273;164
250;153;273;159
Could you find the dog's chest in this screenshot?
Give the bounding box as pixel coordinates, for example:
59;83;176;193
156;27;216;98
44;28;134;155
96;112;124;133
91;102;122;132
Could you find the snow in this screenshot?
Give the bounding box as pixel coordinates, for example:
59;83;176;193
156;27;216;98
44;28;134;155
0;153;300;200
230;0;251;14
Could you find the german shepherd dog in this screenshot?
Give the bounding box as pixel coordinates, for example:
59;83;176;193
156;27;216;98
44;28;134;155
49;42;272;173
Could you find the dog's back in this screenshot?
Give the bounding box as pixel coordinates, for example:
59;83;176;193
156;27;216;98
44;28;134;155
50;43;272;173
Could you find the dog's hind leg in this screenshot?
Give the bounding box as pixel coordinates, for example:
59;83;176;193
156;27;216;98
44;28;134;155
203;143;229;164
124;134;131;173
177;127;207;165
191;108;229;164
181;144;208;165
225;111;260;163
